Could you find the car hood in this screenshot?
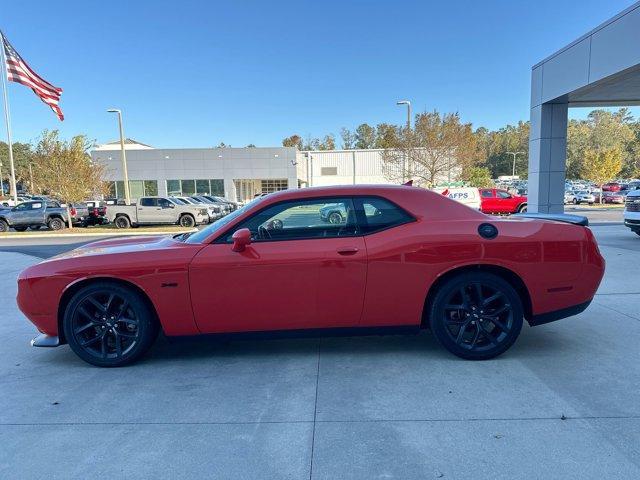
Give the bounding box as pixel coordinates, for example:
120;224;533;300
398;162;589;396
46;235;178;262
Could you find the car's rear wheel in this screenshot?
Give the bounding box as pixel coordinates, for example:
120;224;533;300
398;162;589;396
63;282;159;367
572;198;578;205
0;220;9;232
429;272;523;360
179;214;195;228
114;215;131;229
48;217;65;231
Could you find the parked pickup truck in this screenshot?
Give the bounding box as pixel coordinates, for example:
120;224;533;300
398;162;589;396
105;196;209;229
479;188;527;214
0;200;69;232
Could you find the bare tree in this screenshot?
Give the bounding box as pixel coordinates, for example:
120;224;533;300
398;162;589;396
381;111;477;187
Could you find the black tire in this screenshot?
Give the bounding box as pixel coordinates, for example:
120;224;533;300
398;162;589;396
328;211;343;224
517;204;527;213
48;217;65;231
114;215;131;229
63;282;159;367
572;198;578;205
179;214;196;228
13;226;28;232
429;272;524;360
0;219;8;233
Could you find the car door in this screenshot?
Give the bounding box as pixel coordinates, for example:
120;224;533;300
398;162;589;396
496;189;515;213
157;198;178;223
480;189;496;213
136;197;158;223
189;197;367;334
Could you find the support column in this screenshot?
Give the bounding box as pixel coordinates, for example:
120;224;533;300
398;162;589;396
528;102;568;213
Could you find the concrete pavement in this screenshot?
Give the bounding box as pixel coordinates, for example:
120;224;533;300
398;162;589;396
1;225;639;479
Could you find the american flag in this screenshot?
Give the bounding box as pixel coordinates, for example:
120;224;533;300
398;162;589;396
1;32;64;120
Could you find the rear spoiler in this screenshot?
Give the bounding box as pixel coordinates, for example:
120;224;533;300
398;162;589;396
512;212;588;227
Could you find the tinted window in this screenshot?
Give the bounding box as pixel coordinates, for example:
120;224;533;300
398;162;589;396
224;198;358;242
481;190;493;198
355;197;413;234
140;198;157;207
158;198;172;208
497;191;511;199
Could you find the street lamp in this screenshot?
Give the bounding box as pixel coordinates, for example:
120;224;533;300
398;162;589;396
396;100;411;183
0;161;4;197
506;151;525;177
107;109;131;204
396;100;411;129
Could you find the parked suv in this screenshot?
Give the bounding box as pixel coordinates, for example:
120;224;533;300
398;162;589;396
106;196;209;229
624;189;640;236
0;200;69;232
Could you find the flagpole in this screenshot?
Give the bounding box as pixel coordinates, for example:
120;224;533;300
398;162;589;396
0;32;18;204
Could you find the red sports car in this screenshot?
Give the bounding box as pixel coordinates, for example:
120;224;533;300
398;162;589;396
17;185;605;367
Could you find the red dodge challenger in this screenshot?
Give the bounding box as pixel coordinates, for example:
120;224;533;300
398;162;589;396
17;185;605;367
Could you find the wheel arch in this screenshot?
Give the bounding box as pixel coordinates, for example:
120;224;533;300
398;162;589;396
57;277;161;344
421;264;533;328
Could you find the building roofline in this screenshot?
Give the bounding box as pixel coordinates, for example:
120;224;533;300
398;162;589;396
533;1;640;69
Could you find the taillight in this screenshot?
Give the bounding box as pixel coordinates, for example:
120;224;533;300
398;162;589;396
70;207;77;216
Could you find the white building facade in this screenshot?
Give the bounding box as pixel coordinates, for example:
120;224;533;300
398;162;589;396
92;141;460;202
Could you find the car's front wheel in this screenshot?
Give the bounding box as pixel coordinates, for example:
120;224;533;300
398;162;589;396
429;272;524;360
179;214;196;228
328;211;343;224
63;282;159;367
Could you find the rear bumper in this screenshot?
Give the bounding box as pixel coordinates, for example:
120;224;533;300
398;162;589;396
529;300;592;326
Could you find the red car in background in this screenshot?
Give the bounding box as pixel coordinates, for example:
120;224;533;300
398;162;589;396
17;185;604;367
479;188;528;214
602;182;622;192
602;191;625;204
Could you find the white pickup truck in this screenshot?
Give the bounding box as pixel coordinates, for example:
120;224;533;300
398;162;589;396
623;189;640;236
106;196;209;229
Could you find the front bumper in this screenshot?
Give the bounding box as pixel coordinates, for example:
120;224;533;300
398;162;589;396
31;333;61;347
624;218;640;231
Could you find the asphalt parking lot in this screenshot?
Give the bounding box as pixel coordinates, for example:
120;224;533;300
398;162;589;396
1;219;639;479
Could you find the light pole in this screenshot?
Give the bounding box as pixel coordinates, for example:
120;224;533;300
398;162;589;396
0;161;4;197
397;100;411;182
107;109;131;204
506;151;525;177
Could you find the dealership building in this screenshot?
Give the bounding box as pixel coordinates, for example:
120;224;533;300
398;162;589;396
92;141;439;202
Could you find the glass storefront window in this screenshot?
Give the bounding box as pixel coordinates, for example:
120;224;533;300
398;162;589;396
129;180;144;200
166;180;181;196
196;179;210;194
144;180;158;196
181;179;196;195
210;179;224;196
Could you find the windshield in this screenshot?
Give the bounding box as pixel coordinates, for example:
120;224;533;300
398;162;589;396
185;199;263;244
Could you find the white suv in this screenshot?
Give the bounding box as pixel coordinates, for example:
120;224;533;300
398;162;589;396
623;189;640;236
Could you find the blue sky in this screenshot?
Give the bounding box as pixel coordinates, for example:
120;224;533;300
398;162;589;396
1;0;637;148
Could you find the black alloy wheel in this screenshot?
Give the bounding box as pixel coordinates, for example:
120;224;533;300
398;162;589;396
114;215;131;229
48;217;64;231
63;282;159;367
180;214;196;228
429;272;523;360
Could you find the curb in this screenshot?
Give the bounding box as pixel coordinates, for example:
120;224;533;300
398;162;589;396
0;229;197;240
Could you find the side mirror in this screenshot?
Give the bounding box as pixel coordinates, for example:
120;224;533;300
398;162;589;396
232;228;252;252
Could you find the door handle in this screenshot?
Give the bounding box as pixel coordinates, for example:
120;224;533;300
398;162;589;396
337;247;359;255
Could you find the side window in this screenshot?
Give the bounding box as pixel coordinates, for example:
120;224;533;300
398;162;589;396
355;197;414;234
14;203;29;211
497;191;511;199
481;190;493;198
223;198;358;242
31;202;43;209
158;198;172;208
140;198;157;207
